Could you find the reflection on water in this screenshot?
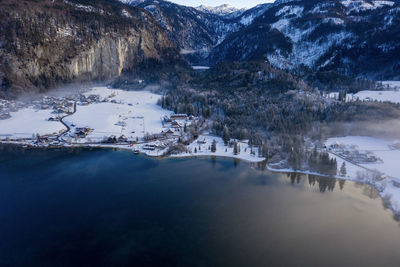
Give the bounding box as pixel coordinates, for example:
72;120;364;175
0;147;400;266
283;172;381;200
287;173;342;193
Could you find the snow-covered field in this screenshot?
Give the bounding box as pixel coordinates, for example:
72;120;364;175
326;81;400;104
172;134;265;163
381;81;400;89
65;87;172;141
349;90;400;104
326;136;400;179
326;136;400;217
344;81;400;104
0;86;171;142
0;108;65;139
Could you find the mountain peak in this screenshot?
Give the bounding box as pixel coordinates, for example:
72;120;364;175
195;4;248;17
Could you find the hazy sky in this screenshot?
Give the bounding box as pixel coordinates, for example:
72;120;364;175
169;0;275;9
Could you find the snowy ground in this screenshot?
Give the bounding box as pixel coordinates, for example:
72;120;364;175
172;135;265;163
326;136;400;179
0;108;65;139
348;90;400;104
381;81;400;89
192;66;210;70
325;136;400;217
65;87;172;142
326;81;400;104
346;81;400;104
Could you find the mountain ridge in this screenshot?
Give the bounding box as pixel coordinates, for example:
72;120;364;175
209;0;400;79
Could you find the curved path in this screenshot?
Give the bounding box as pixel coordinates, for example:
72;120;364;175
56;101;76;142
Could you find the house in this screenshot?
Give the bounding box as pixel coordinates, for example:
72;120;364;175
75;130;87;138
48;116;59;121
170;114;188;120
162;115;171;123
197;138;207;144
104;135;117;143
75;127;91;138
162;128;174;136
118;135;128;142
0;113;11;120
143;144;156;151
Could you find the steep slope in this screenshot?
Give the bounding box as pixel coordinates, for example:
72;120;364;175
0;0;185;98
210;0;400;79
122;0;271;65
133;0;241;64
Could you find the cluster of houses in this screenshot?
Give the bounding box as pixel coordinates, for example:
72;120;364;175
390;142;400;150
0;90;108;124
160;114;194;137
78;94;101;106
73;127;92;138
328;142;382;164
0;99;24;120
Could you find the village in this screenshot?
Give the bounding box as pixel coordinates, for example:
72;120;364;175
0;86;265;162
327;142;383;164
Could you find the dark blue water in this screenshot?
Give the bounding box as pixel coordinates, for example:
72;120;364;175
1;147;400;266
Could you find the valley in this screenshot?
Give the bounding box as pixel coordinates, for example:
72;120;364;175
1;0;400;265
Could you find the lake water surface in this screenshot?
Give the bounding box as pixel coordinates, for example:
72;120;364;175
1;147;400;266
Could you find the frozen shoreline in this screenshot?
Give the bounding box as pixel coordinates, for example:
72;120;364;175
324;136;400;218
267;165;400;219
2;139;400;218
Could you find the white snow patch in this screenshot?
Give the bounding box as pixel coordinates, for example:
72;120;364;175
341;0;394;13
326;136;400;179
322;17;345;25
326;136;400;217
347;89;400;104
121;9;132;18
174;135;265;163
0;108;65;139
275;5;303;18
64;87;172;142
192;66;210;70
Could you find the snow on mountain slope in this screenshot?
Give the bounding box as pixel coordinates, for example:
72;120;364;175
120;0;271;65
210;0;400;79
341;0;395;14
238;4;272;26
195;4;247;18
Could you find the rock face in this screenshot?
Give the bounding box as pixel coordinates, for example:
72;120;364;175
0;0;184;98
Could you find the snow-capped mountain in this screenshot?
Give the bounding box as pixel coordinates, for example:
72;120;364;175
209;0;400;79
195;4;247;18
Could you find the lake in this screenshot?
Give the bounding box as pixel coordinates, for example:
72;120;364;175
1;147;400;266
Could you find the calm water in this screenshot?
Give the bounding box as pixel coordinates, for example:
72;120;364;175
1;147;400;266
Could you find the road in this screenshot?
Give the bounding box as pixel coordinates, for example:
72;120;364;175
56;101;76;142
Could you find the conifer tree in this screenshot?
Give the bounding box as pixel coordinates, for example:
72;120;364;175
211;139;217;152
222;126;230;145
233;142;238;155
340;162;347;176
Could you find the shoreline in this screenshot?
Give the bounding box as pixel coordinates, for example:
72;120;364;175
2;141;400;219
0;141;266;163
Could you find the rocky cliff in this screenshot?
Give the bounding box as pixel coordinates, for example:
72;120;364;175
0;0;185;98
